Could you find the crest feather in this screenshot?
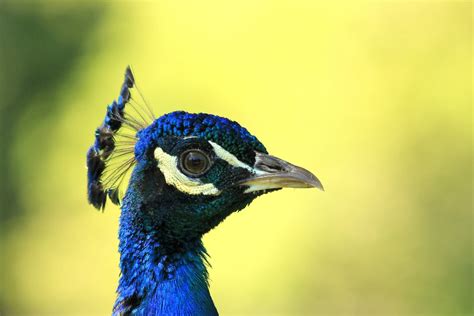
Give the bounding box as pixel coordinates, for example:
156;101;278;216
86;66;153;210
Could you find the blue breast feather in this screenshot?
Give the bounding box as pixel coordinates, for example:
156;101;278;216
113;162;220;315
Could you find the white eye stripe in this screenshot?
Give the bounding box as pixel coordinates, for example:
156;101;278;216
154;141;263;196
208;141;265;175
154;147;220;196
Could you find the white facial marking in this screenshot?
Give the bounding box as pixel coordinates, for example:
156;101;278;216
208;141;265;175
154;147;220;196
209;141;271;194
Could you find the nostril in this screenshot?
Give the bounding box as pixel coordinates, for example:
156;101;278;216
256;161;286;173
254;153;291;173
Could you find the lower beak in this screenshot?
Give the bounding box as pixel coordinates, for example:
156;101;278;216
239;152;324;193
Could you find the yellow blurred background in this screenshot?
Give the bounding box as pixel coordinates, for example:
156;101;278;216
0;1;471;315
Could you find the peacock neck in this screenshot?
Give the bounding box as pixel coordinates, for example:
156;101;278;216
114;197;218;315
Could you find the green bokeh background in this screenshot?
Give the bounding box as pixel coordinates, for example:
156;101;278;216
0;1;471;315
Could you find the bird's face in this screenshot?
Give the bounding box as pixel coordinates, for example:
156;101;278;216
128;111;323;243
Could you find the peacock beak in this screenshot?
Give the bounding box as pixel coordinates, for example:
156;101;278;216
239;152;324;193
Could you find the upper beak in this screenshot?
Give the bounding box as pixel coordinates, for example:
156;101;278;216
239;152;324;193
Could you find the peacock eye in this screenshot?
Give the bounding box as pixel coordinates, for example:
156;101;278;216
180;149;211;176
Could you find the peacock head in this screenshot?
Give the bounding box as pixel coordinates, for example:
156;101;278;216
87;67;323;245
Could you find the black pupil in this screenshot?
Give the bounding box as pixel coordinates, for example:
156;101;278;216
183;151;209;175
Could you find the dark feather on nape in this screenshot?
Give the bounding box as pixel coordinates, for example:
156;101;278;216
87;146;107;210
107;188;121;206
87;147;106;177
88;181;107;210
86;66;155;210
105;101;124;131
95;126;115;159
113;293;141;316
125;66;135;85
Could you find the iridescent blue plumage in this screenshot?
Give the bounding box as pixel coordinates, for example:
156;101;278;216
135;111;267;164
86;67;322;315
114;160;220;315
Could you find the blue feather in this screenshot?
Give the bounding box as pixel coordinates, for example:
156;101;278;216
86;67;322;315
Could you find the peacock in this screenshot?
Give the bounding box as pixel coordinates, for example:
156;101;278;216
86;67;323;315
